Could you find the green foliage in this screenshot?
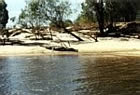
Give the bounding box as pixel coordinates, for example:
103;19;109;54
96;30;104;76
80;0;97;23
105;0;139;22
41;0;72;28
18;0;72;28
18;0;43;28
0;0;9;28
75;14;96;25
80;0;140;23
64;19;73;27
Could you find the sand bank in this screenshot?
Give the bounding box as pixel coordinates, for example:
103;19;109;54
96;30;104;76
0;38;140;56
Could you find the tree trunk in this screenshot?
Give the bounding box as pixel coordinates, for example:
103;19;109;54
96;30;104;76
49;28;53;40
95;0;104;35
55;21;84;41
63;28;84;41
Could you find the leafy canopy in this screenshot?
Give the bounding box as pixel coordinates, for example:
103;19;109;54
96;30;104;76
18;0;72;28
0;0;9;28
81;0;140;23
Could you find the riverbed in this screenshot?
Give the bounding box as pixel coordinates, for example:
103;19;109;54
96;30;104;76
0;55;140;95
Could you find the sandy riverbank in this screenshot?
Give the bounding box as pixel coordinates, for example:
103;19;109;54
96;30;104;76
0;38;140;56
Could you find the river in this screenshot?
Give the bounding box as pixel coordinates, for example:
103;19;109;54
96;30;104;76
0;55;140;95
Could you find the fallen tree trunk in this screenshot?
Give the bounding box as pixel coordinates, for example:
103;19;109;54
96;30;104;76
63;28;84;41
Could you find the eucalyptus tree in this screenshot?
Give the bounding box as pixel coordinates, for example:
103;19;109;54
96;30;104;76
0;0;9;29
105;0;139;22
39;0;83;41
18;0;45;39
18;0;43;28
0;0;9;41
19;0;84;41
81;0;140;34
81;0;104;34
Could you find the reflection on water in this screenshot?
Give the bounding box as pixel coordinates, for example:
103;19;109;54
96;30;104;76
0;56;81;95
0;55;140;95
74;56;140;95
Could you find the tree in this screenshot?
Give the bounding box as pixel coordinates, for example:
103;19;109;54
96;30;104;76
105;0;139;23
80;0;104;34
75;13;96;25
95;0;104;34
39;0;84;41
0;0;9;29
0;0;9;43
81;0;140;34
18;0;43;28
18;0;47;39
19;0;84;41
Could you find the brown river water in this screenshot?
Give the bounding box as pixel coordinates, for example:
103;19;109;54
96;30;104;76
0;55;140;95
